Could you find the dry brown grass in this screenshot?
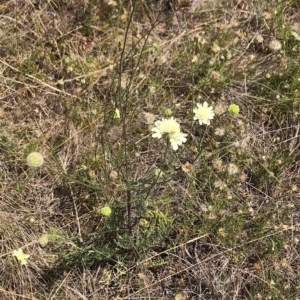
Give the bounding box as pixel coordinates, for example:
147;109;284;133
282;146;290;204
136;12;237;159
0;0;299;299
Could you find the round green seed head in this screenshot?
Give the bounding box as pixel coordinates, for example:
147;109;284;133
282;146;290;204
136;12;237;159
101;206;112;217
38;234;49;247
164;108;172;116
228;104;240;116
26;152;44;167
152;42;159;50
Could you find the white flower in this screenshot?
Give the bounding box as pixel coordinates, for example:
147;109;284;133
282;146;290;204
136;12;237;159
169;132;187;151
151;117;181;139
193;102;215;125
12;248;30;265
151;117;187;150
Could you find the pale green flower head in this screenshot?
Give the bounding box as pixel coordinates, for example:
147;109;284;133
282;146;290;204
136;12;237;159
139;218;150;227
164;108;172;116
114;108;120;119
228;104;240;116
101;206;112;217
155;168;164;178
12;248;30;265
26;152;44;167
38;234;49;247
152;42;159;50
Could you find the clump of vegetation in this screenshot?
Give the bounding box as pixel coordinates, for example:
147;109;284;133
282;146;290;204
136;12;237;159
0;0;299;299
